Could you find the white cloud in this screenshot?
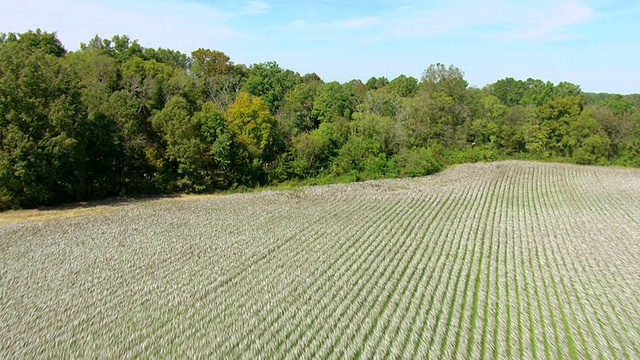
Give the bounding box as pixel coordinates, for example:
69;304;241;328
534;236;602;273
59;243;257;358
490;1;594;40
239;1;270;15
276;16;382;39
336;17;381;29
0;0;249;52
380;0;594;41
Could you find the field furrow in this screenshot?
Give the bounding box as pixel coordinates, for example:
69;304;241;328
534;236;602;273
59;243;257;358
1;161;639;358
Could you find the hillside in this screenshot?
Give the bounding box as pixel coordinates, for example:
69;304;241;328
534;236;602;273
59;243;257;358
1;161;640;358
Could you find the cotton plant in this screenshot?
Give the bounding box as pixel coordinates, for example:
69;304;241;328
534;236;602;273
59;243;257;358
1;161;640;358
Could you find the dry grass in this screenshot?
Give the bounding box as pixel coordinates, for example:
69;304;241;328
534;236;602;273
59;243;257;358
0;193;222;224
0;202;125;224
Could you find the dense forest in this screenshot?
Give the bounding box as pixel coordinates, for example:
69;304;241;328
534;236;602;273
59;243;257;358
1;29;639;210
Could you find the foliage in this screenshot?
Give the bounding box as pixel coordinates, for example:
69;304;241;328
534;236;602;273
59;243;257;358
278;81;323;139
365;76;389;90
421;63;468;102
2;29;640;209
243;61;299;114
311;81;358;123
0;32;88;208
388;74;419;98
395;147;442;177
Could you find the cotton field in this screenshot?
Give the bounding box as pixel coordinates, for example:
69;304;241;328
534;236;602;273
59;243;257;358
1;161;639;358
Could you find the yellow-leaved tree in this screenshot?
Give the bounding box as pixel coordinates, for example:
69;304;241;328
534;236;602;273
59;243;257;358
227;92;280;183
228;92;276;157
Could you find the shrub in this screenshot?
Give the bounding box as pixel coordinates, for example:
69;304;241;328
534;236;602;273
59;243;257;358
395;147;443;177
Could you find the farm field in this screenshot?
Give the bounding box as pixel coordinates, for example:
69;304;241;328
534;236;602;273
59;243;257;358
1;160;640;358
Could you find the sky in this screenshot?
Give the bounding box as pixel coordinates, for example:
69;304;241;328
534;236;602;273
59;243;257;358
2;0;639;94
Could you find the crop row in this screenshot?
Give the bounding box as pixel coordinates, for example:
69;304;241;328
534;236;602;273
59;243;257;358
1;161;639;358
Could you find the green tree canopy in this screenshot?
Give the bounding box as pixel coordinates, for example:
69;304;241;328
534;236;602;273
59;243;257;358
388;74;419;98
0;32;89;208
3;30;640;209
421;63;468;102
312;82;358;123
243;61;300;114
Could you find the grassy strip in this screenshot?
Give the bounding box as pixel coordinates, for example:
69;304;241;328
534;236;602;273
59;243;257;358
278;198;409;356
333;194;432;358
307;195;426;356
538;165;595;360
556;167;637;358
410;184;478;358
403;187;472;358
232;196;403;355
350;194;442;358
423;183;484;356
460;174;501;358
482;169;509;359
499;164;521;358
527;165;579;360
323;196;431;356
171;196;362;355
437;179;493;358
237;197;387;354
524;166;563;360
377;193;456;358
516;170;551;359
125;218;325;355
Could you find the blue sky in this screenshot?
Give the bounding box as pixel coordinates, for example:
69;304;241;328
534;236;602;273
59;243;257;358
2;0;639;93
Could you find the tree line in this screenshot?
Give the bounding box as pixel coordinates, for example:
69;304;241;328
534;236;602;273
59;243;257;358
1;29;639;209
